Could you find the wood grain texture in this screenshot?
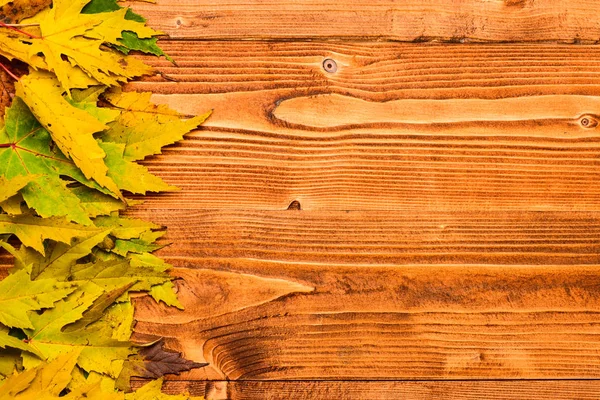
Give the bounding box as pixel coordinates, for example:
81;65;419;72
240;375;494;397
223;381;600;400
130;209;600;266
151;380;600;400
128;41;600;211
134;265;600;380
119;209;600;380
127;0;600;42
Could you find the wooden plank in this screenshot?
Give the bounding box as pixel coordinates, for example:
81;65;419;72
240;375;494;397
152;380;600;400
127;41;600;211
128;0;600;42
224;381;600;400
121;209;600;380
130;209;600;266
134;265;600;380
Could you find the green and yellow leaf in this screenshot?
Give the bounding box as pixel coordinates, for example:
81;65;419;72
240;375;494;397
16;72;122;197
0;269;76;329
103;90;210;161
0;214;99;254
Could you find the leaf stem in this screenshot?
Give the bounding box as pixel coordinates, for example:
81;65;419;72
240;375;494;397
0;61;19;81
3;23;40;28
0;21;39;39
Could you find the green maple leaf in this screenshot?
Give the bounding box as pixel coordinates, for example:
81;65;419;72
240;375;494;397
0;96;110;224
13;214;175;301
18;176;94;226
0;214;100;254
93;250;181;309
124;252;183;308
90;217;181;308
69;186;127;218
102;90;210;161
92;250;179;308
0;176;38;203
82;0;133;15
112;230;166;257
0;269;76;329
82;0;173;61
15;241;171;307
101;141;177;194
6;77;186;201
117;32;173;61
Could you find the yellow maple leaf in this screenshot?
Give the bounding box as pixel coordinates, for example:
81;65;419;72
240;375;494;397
87;8;160;45
0;351;81;399
0;0;154;91
15;71;122;198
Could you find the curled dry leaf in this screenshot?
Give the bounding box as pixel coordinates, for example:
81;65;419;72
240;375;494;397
0;0;52;24
135;339;207;379
0;66;12;118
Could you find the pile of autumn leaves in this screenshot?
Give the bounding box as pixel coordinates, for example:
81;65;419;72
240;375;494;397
0;0;209;398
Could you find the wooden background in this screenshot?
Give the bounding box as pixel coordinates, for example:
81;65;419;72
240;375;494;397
8;0;600;398
129;0;600;398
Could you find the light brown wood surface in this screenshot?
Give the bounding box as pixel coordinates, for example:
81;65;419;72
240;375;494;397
131;41;600;212
128;0;600;42
120;37;600;397
123;209;600;381
152;380;600;399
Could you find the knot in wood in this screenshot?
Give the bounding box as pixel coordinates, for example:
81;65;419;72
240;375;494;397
287;200;302;210
323;58;337;73
579;115;599;129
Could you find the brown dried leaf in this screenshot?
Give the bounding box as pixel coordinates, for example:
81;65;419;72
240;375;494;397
0;57;27;118
0;0;51;24
116;339;206;390
0;68;11;119
136;339;207;379
0;58;16;119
